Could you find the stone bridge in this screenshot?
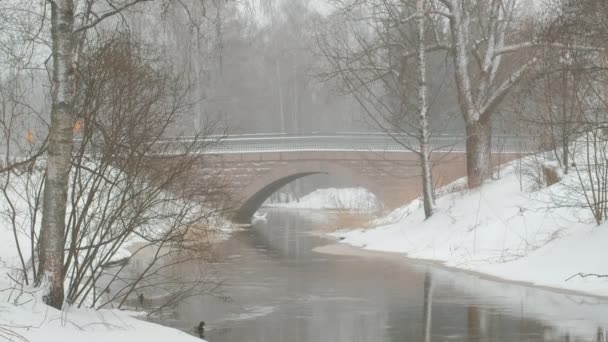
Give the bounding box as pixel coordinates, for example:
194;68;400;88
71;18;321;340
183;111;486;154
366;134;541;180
163;133;534;223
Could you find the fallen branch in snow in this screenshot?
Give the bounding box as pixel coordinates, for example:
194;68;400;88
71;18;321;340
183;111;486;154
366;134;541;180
0;325;29;342
565;273;608;281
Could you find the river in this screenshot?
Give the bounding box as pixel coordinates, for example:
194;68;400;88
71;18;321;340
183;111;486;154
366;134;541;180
148;209;608;342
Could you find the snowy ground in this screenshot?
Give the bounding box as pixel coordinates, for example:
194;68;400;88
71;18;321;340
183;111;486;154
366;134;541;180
0;300;206;342
264;187;382;212
0;248;207;342
332;158;608;298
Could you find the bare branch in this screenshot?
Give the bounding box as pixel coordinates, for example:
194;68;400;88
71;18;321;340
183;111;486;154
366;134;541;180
74;0;153;33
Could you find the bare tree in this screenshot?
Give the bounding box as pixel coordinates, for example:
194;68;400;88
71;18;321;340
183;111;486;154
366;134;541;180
5;33;227;311
318;0;454;218
434;0;531;188
513;0;605;175
519;0;608;224
435;0;606;188
0;73;47;287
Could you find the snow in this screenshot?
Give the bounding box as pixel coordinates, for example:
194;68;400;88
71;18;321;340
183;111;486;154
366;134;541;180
332;157;608;298
0;260;207;342
265;187;382;212
0;299;206;342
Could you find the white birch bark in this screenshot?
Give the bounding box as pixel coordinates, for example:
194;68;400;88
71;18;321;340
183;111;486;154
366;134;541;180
417;0;434;218
276;61;286;133
37;0;75;309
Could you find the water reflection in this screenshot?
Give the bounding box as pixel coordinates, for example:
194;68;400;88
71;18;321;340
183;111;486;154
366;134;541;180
144;210;608;342
467;305;481;342
423;272;432;342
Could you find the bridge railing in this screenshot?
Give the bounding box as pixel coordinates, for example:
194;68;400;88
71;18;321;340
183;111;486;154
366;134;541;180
153;133;540;155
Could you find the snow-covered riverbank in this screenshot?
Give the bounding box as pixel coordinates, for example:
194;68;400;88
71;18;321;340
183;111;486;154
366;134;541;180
0;299;207;342
332;161;608;298
264;187;382;212
0;254;208;342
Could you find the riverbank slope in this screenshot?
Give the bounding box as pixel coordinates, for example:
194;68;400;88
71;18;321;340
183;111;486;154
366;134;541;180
332;160;608;297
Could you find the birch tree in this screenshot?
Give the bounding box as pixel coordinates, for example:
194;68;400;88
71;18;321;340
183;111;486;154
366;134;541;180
416;0;433;217
36;0;215;309
318;0;449;217
37;0;77;309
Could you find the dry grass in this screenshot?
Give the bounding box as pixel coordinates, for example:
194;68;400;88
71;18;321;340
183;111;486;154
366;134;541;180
541;164;561;186
319;210;374;232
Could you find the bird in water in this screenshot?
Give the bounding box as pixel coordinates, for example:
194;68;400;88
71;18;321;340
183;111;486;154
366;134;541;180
197;321;205;339
252;211;268;223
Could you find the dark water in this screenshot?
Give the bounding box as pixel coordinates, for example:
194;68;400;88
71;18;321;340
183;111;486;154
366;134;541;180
150;210;608;342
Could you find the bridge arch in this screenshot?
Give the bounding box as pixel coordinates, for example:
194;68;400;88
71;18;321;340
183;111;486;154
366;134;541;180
232;160;381;223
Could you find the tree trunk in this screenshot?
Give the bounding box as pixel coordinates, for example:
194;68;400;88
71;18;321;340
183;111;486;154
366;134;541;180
562;126;569;174
444;0;522;189
561;69;569;175
292;51;299;133
465;117;492;188
276;60;285;133
417;0;433;218
36;0;75;310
